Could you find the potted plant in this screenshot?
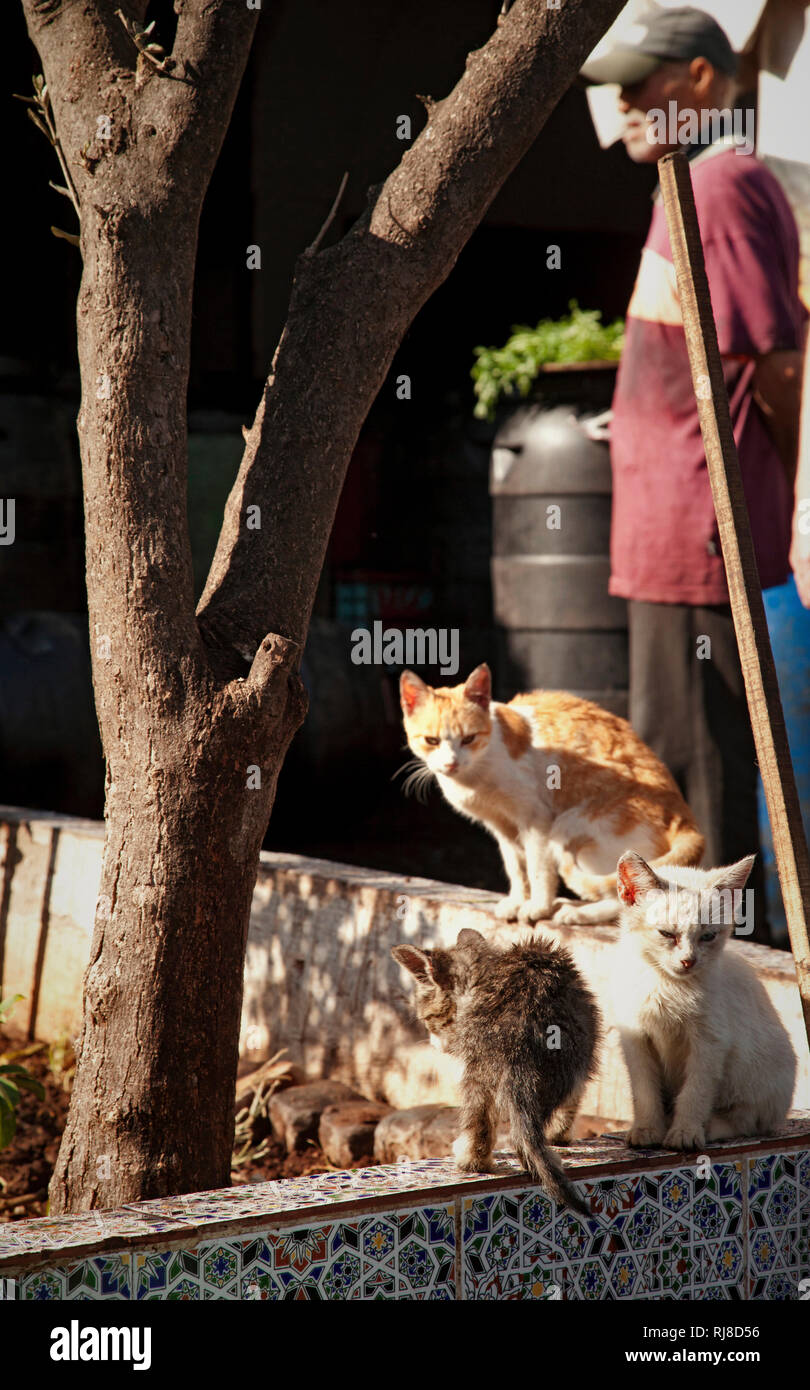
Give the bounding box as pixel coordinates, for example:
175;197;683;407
471;300;624;422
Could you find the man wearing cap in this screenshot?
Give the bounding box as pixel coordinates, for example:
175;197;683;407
582;7;806;937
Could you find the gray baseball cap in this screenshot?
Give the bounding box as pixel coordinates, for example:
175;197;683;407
581;6;738;86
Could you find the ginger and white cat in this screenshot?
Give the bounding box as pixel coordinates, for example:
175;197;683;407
399;664;704;924
614;850;796;1149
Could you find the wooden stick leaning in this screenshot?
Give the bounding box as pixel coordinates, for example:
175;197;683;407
658;149;810;1043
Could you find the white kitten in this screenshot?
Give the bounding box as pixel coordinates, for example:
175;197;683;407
612;850;796;1150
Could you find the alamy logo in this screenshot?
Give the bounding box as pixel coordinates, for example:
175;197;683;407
644;887;754;936
50;1321;151;1370
350;621;459;676
0;499;14;546
646;102;754;156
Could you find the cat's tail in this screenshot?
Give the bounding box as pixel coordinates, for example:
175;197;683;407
651;819;705;870
507;1098;591;1221
564;819;705;901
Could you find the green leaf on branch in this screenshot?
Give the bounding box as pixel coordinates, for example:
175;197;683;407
0;994;24;1025
0;1050;46;1152
0;1064;45;1101
0;1076;22;1112
0;1104;16;1150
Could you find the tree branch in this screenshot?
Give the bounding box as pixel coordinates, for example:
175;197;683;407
303;171;350;258
21;1;259;210
197;0;626;660
158;0;258;188
22;0;138;77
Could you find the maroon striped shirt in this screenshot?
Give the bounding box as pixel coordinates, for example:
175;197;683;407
609;141;806;605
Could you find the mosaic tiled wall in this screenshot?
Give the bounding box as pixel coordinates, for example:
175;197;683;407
2;1126;808;1300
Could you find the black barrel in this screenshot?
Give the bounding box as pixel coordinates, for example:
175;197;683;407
490;363;628;716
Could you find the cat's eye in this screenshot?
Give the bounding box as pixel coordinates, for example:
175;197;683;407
658;931;677;940
423;736;439;746
461;734;476;745
700;931;716;942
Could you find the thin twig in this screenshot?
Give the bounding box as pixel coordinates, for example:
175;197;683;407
14;75;81;220
51;131;81;217
304;171;349;257
115;9;193;85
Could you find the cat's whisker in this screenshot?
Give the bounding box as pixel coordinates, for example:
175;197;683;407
393;758;436;803
391;757;422;787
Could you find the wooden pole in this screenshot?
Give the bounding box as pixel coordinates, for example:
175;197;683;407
658;149;810;1042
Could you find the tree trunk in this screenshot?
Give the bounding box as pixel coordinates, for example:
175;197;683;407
21;0;626;1211
48;132;308;1205
58;202;303;1208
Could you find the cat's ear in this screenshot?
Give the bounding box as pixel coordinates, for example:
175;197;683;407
400;670;428;716
391;944;431;980
456;928;484;948
391;944;435;983
617;851;662;905
392;945;451;986
712;854;756;894
463;664;491;709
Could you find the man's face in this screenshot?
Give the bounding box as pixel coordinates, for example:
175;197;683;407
618;60;701;163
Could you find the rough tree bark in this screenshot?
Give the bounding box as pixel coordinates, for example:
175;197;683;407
20;0;625;1212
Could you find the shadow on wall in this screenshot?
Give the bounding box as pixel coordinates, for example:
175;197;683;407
240;873;466;1106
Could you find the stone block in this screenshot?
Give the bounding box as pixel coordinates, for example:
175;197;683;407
318;1100;391;1167
374;1105;457;1163
268;1080;362;1153
374;1104;514;1163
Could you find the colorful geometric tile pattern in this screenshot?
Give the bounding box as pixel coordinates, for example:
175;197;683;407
1;1123;808;1301
748;1150;807;1300
461;1159;748;1300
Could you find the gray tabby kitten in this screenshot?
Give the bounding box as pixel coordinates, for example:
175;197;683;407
614;851;796;1149
392;927;600;1217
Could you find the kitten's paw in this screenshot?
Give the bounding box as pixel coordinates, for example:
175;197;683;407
664;1123;706;1151
552;897;619;926
627;1124;666;1149
494;895;525;921
518;898;554;924
551;902;589;926
452;1135;494;1173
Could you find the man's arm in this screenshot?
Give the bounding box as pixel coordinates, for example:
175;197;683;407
752;347;805;488
790;343;810;608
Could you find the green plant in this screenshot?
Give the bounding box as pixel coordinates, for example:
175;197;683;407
471;300;624;420
0;995;46;1150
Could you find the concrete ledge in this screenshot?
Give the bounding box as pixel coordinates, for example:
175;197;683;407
1;1120;808;1299
2;806;809;1122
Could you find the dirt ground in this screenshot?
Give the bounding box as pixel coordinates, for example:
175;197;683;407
0;1033;354;1222
0;1033;70;1220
